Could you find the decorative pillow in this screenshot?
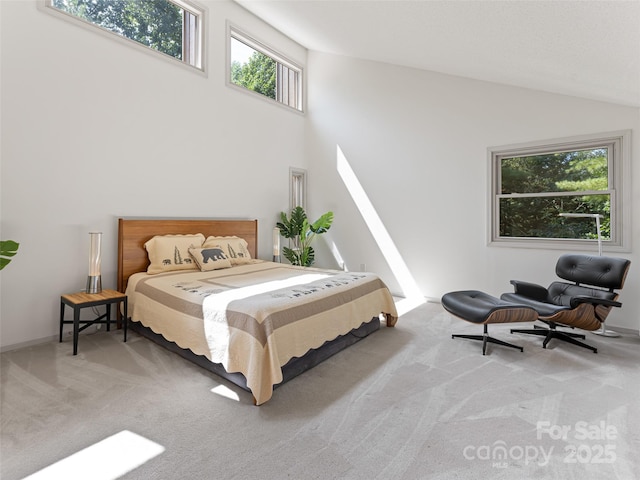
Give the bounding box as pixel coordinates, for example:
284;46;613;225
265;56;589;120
188;247;232;271
144;234;205;274
202;236;252;265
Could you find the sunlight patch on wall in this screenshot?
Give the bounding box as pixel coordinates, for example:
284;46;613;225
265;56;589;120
336;145;424;316
327;240;346;270
24;430;164;480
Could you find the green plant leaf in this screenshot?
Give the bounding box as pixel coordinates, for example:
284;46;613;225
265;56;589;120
302;246;315;267
300;218;310;243
289;206;307;235
277;206;307;239
0;240;20;271
282;246;301;266
309;211;333;234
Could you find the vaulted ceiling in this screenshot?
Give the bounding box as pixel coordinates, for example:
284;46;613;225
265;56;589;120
236;0;640;107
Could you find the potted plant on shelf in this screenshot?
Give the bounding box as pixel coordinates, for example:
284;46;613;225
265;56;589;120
276;206;333;267
0;240;19;270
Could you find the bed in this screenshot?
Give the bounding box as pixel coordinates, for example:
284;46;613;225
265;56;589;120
117;218;398;405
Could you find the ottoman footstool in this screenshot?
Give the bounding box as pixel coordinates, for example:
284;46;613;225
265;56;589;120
441;290;538;355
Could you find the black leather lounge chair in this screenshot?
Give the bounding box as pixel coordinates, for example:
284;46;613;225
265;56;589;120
502;254;631;354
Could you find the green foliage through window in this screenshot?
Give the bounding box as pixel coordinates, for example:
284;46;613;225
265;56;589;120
495;143;615;242
49;0;202;68
231;45;276;100
229;30;302;111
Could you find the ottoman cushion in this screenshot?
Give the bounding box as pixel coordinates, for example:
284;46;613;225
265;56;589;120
442;290;538;324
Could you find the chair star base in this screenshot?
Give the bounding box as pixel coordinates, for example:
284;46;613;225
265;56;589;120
453;324;524;355
510;323;598;354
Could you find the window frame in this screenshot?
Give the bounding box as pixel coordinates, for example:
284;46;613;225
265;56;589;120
289;167;307;211
227;24;304;113
488;130;631;252
42;0;207;73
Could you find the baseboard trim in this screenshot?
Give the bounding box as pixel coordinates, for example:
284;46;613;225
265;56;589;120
600;325;639;335
1;335;58;353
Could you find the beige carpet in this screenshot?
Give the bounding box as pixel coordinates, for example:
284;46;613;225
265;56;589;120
1;301;639;479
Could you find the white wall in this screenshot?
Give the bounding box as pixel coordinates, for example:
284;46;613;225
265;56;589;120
306;52;639;332
2;2;639;350
0;0;307;348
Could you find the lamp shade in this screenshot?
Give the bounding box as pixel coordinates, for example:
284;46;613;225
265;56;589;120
272;227;281;262
86;232;102;294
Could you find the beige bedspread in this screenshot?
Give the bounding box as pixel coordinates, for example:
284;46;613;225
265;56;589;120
126;260;398;404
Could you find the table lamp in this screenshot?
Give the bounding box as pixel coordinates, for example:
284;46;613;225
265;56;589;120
86;232;102;294
272;227;281;263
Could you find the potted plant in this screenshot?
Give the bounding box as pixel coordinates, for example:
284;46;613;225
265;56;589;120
276;206;333;266
0;240;19;270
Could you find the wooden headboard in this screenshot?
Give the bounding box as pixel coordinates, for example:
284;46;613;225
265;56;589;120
117;218;258;293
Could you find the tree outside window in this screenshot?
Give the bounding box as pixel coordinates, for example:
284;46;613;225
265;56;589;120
49;0;202;68
230;43;276;100
229;29;302;111
499;148;610;240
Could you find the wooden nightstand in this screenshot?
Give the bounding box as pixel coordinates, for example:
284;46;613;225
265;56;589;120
60;289;128;355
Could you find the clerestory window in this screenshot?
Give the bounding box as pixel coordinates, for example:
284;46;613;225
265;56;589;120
45;0;205;70
229;26;303;112
489;131;630;251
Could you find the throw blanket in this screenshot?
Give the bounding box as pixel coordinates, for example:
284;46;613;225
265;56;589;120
126;261;398;404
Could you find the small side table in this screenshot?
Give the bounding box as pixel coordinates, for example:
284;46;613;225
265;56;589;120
60;289;128;355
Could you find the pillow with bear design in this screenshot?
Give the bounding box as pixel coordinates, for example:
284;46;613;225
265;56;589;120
188;247;232;271
202;236;252;265
144;234;204;274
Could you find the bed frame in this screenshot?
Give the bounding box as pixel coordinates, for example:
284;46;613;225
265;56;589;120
117;217;381;401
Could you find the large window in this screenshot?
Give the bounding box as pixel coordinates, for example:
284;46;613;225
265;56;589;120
46;0;204;70
229;27;303;112
489;131;630;251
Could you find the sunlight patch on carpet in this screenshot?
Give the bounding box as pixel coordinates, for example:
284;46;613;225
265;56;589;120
23;430;164;480
211;384;240;401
